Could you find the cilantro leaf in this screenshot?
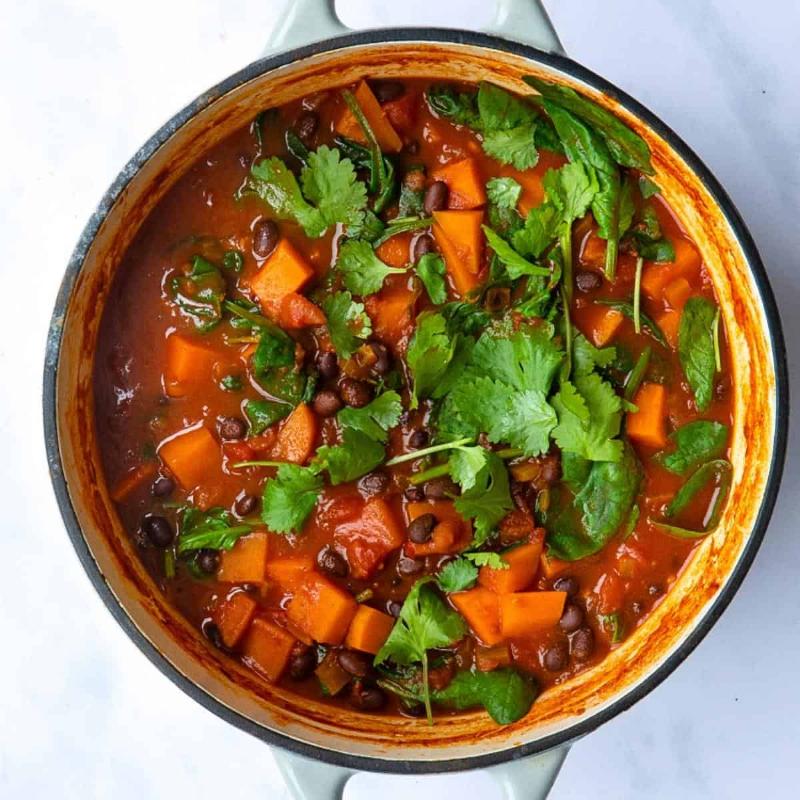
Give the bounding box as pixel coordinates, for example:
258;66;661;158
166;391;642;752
462;551;506;569
482;225;550;280
573;332;616;377
337;239;406;296
454;451;514;547
414;253;448;305
314;428;386;485
486;177;522;209
552;373;623;462
261;464;323;534
542;162;598;225
426;84;481;127
449;445;489;493
375;578;467;721
512;202;561;259
177;506;253;554
482;127;539;170
655;420;728;475
246;146;367;238
437;559;479;593
432;668;537;725
322;291;372;358
337;391;402;443
300;145;368;232
477;82;540;170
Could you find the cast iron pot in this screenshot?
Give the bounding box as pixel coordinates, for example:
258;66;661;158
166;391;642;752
43;1;788;797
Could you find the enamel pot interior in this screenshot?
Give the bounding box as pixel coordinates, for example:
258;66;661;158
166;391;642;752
46;32;786;772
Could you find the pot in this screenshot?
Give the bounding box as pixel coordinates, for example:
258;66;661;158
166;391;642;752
43;1;788;797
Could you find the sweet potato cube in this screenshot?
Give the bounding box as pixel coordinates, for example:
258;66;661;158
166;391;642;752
315;651;351;695
404;501;471;558
345;605;395;654
164;333;220;398
250;239;315;316
265;556;315;593
110;462;157;502
451;587;503;646
499;591;566;638
242;617;296;682
375;233;412;268
335;80;403;153
656;309;681;349
271;403;318;464
539;552;572;579
431;158;486;210
432;209;483;274
478;542;540;594
626;382;668;449
213;590;258;648
365;280;418;345
663;277;692;312
217;532;270;584
287;575;358;645
579;304;625;347
158;425;219;490
641;238;701;300
475;643;512;672
279;293;326;329
334;497;405;579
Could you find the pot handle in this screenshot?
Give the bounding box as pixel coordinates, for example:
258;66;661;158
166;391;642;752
264;0;564;55
273;745;569;800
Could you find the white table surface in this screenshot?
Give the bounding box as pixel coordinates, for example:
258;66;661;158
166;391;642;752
2;1;798;797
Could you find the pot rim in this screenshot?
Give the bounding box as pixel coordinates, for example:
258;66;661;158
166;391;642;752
43;27;789;774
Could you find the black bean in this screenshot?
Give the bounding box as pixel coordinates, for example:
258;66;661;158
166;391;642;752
387;600;403;617
423;181;449;214
288;647;317;680
151;476;175;497
359;471;390;494
295;110;319;144
412;233;434;263
575;269;602;293
423;477;459;499
337;649;372;678
368;342;391;376
408;513;437;543
543;642;569;672
201;619;224;649
408;429;429;449
349;684;386;711
317;350;339;380
312;388;343;417
218;416;247;441
553;576;579;597
559;602;584;633
371;81;405;104
571;627;595;661
252;218;280;259
317;546;348;578
404;484;425;502
397;556;424;576
339;378;373;408
142;515;174;548
235;493;258;517
404;140;420;156
197;549;220;574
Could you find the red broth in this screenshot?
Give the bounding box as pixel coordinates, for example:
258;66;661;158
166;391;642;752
94;79;733;721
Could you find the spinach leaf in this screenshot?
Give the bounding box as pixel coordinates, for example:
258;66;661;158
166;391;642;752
595;298;668;348
415;253;448;305
243;398;291;435
524;76;654;174
177;506;253;554
678;297;718;412
170;256;226;331
656;420;728;475
543;442;642;560
426;84;481;127
624;345;652;400
665;459;732;519
251;326;295;375
432;668;537;725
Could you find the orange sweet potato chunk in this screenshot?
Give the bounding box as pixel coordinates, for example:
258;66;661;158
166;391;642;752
249;239;315;316
158;426;219;490
626;382;668;449
242;617;296;682
499;591;566;638
217;532;270;584
335;80;403;153
578;304;625;347
451;587;503;646
287;575;358;645
478;542;541;594
279;293;326;329
271;403;318;465
345;605;395;654
431;158;486;210
164;333;220;398
213;591;258;648
265;556;315;593
641;238;701;300
334;498;405;579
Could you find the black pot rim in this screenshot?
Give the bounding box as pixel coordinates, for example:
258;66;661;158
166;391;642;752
43;27;789;775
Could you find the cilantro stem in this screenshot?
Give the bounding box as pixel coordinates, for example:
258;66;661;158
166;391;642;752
633;256;644;334
604;235;619;282
495;447;524;459
422;652;433;725
560;225;573;305
385;437;472;467
409;463;452;485
712;306;722;372
560;285;573;382
231;460;287;469
342;89;386;200
373;216;432;248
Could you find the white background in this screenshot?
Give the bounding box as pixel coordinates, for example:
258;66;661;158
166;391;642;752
1;1;798;797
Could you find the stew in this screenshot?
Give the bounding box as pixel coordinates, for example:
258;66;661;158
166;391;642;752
95;77;733;725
